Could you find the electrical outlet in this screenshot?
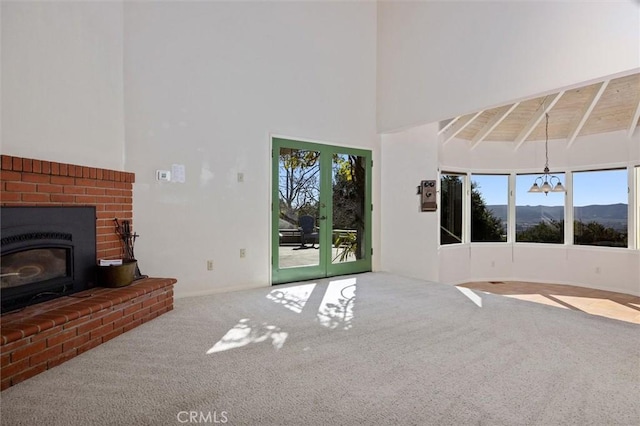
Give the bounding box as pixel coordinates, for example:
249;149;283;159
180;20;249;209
237;172;244;183
595;266;601;274
240;249;246;258
207;260;214;271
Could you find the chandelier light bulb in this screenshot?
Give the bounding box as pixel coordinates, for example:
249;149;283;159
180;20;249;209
552;182;566;192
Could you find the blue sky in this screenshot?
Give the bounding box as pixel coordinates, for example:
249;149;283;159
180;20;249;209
472;169;629;207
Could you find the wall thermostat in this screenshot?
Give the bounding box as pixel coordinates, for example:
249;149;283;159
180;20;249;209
156;170;171;182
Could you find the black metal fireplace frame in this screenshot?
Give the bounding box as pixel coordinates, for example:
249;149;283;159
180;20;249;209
1;206;97;312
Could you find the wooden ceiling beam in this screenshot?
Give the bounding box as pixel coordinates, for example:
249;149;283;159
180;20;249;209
514;91;564;151
567;80;609;148
470;103;520;150
442;111;484;145
438;117;460;135
628;98;640;138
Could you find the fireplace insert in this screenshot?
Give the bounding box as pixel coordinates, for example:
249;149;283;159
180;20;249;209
1;206;97;312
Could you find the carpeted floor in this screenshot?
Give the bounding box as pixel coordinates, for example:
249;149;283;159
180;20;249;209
1;272;639;425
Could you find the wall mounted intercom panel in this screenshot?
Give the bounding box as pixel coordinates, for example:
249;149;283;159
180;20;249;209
418;180;437;212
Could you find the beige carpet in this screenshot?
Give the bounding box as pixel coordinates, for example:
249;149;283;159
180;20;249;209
1;272;639;425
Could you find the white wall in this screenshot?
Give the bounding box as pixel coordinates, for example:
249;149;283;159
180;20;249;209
377;1;640;133
123;2;379;298
437;130;640;295
4;1;636;297
1;1;125;170
439;244;640;296
380;123;440;282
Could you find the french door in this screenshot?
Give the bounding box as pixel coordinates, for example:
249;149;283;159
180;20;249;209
271;138;372;284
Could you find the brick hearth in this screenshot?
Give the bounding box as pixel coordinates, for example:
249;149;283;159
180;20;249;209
0;278;176;390
1;155;177;390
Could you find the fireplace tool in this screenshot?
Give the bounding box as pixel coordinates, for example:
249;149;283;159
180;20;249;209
114;219;146;280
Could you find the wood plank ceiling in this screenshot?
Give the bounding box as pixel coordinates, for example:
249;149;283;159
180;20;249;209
440;72;640;147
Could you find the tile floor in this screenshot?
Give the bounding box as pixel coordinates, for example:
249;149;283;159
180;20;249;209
458;281;640;325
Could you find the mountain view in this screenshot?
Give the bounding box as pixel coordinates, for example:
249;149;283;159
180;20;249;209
487;203;628;231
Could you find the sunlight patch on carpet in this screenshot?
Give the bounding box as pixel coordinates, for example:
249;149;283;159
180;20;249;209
504;294;569;308
206;319;288;354
317;278;357;330
266;283;317;313
551;295;640;323
456;286;482;308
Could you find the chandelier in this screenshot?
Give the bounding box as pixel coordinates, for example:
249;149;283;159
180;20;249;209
528;112;565;195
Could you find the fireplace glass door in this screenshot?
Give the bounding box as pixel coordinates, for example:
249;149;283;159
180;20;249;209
1;248;70;289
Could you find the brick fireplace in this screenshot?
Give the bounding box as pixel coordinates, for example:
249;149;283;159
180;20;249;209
1;154;134;260
0;155;176;390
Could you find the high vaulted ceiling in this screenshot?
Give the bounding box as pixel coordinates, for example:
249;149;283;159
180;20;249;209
440;72;640;148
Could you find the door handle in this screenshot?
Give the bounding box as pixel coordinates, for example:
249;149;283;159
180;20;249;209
318;216;327;221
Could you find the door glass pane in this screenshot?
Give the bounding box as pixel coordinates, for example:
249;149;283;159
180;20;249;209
278;148;320;268
332;154;366;264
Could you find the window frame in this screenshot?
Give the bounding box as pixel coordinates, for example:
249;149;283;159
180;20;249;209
469;173;510;244
571;168;629;248
439;171;468;246
514;172;567;245
437;165;639;252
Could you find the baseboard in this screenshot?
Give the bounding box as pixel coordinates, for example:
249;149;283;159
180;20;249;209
174;282;269;300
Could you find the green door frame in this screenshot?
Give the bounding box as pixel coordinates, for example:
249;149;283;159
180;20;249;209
271;137;372;284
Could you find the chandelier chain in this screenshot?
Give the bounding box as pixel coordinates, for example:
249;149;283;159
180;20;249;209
545;112;549;170
528;108;564;195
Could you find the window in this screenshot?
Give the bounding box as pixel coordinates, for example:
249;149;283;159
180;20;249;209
440;173;465;245
515;173;565;243
470;174;508;242
437;167;638;251
573;169;628;247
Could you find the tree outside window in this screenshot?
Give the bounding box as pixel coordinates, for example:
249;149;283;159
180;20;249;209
471;175;507;242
